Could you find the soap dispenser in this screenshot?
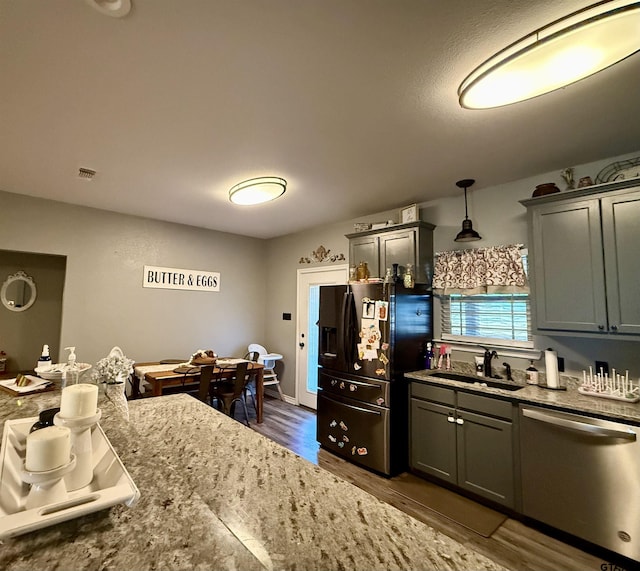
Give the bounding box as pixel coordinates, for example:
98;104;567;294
426;342;435;369
37;344;52;370
62;346;79;389
526;360;539;385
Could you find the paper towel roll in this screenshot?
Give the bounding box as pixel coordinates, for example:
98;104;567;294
545;349;559;388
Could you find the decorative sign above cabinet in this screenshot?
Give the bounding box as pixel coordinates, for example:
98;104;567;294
298;245;345;264
143;265;220;292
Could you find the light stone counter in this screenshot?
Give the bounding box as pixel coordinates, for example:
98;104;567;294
1;390;507;571
406;363;640;424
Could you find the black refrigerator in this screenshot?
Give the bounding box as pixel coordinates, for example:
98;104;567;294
317;282;432;476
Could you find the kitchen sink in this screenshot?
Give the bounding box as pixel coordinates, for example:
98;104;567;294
428;371;526;391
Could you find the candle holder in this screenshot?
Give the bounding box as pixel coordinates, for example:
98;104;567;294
21;455;76;510
53;409;101;491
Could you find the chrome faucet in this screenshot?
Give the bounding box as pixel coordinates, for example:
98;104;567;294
481;347;498;378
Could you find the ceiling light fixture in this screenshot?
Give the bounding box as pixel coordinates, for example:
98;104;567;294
458;0;640;109
454;179;482;242
229;177;287;205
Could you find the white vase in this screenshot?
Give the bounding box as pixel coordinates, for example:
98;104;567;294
104;382;129;421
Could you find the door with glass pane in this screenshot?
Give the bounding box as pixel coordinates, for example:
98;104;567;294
296;266;348;409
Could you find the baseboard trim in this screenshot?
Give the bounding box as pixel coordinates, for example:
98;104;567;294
264;387;296;405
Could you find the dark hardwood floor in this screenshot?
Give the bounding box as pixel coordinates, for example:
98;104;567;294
227;394;630;571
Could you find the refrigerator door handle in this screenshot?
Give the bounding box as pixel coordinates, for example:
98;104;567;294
343;290;356;367
522;408;637;441
343;379;381;389
337;402;382;416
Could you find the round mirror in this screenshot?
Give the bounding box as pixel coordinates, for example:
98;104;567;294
1;271;37;312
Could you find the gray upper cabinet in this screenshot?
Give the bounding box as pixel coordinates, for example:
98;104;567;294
601;191;640;335
346;221;435;283
521;180;640;336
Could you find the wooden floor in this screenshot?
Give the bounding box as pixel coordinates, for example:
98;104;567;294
227;394;633;571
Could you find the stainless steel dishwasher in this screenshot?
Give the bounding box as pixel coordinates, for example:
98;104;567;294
520;405;639;561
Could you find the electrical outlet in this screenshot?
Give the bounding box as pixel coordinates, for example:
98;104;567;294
595;360;609;375
282;312;292;321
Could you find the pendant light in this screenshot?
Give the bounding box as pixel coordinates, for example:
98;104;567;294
454;179;482;242
458;0;640;109
229;176;287;205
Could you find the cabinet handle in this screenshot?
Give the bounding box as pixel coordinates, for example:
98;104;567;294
598;325;605;330
611;324;618;331
447;415;455;423
456;417;464;425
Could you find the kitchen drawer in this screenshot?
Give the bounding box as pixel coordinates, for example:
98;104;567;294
319;370;391;406
410;382;455;406
457;391;514;421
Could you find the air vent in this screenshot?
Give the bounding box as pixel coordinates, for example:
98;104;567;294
78;168;96;180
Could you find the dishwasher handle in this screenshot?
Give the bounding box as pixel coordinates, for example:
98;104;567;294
523;407;637;441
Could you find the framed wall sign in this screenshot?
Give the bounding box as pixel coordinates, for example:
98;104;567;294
143;265;220;292
400;204;418;223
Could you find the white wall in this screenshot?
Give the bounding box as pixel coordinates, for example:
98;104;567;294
0;191;267;366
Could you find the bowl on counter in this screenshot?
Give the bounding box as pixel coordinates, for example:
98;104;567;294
34;363;92;381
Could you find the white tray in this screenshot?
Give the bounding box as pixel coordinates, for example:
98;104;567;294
577;386;640;403
0;416;140;539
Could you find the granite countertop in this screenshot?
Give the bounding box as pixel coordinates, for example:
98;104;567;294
1;389;507;571
406;363;640;424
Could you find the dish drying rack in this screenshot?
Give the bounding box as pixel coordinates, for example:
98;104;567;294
578;367;639;403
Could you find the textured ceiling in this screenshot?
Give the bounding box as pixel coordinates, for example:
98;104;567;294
1;0;639;238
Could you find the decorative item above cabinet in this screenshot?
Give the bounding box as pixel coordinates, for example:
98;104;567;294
521;178;640;338
346;221;435;284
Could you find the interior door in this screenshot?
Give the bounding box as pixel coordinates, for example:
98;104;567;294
296;265;348;409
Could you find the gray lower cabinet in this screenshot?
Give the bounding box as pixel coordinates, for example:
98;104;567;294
347;221;434;282
410;382;517;509
411;398;457;484
521;180;640;336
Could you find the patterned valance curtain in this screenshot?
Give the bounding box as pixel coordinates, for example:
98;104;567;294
432;244;529;295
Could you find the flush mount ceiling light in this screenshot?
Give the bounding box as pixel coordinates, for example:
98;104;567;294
454;179;482;242
85;0;131;18
229;177;287;205
458;0;640;109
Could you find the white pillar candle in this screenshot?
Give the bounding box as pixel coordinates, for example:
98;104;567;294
25;426;71;472
60;383;98;418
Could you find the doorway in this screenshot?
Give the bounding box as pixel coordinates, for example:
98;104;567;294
0;249;66;372
295;265;348;409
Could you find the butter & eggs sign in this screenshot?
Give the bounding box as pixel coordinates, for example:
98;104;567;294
143;265;220;292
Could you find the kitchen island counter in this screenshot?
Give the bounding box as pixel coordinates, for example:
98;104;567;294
1;391;506;571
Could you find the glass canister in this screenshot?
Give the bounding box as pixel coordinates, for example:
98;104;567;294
349;265;357;282
384;267;393;283
403;263;415;288
356;261;369;281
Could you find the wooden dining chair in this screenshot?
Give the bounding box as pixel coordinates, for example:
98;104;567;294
211;361;251;426
243;351;259;411
196;364;215;406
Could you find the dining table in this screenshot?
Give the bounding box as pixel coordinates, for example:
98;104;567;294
132;359;266;423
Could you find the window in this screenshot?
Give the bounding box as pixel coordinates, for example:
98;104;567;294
442;293;531;342
440;255;532;347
